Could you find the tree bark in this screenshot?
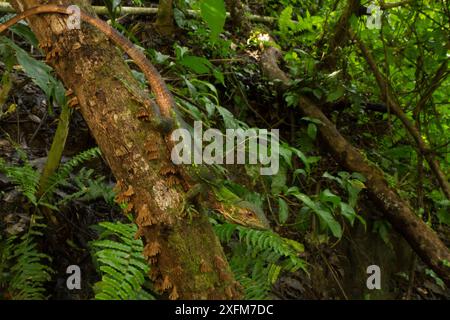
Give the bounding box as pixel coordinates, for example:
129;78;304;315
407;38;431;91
225;0;250;32
155;0;175;36
10;0;241;299
323;0;360;69
260;45;450;286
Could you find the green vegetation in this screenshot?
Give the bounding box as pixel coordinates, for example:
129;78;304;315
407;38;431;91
0;0;448;300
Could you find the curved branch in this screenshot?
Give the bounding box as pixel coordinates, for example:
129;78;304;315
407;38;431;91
259;44;450;287
0;4;175;118
351;30;450;200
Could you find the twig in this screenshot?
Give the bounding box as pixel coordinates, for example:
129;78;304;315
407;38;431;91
413;60;449;119
0;3;277;23
318;248;349;300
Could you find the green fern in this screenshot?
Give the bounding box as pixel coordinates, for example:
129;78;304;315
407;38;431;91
0;215;53;300
214;222;307;299
279;6;295;35
56;167;115;206
44;147;102;199
0;157;40;205
0;147;103;206
90;221;154;300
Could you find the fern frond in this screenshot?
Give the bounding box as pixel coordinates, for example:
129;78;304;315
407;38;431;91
235;226;307;272
90;221;154;300
56;167;115;206
43;147;102;198
1;215;53;300
214;223;307;299
0;147;103;206
0;157;39;205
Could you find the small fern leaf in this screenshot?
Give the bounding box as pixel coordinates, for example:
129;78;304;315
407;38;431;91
90;221;153;300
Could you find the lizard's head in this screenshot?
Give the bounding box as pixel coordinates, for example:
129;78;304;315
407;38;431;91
215;201;271;230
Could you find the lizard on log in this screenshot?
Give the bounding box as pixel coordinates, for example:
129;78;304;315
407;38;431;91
0;4;270;230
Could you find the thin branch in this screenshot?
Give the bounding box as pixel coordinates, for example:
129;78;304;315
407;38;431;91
413;60;449;119
351;29;450;199
380;0;413;10
0;3;276;23
0;3;158;15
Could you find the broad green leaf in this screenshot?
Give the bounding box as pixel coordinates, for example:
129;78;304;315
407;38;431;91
326;86;345;102
217;106;239;129
179;55;212;74
271;164;287;195
437;207;450;226
278;197;289;224
320;189;341;207
291;148;310;173
340;202;356;225
289;191;342;238
10;24;39;47
279;144;293;168
307;123;317;140
200;0;226;40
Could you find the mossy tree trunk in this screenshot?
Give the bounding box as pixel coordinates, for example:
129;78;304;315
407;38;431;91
323;0;360;69
10;0;241;299
225;0;250;32
155;0;175;36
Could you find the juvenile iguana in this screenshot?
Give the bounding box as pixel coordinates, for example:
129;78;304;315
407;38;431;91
0;4;270;230
183;165;270;229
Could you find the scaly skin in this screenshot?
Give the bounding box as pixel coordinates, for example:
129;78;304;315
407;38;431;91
212;201;271;230
0;5;270;230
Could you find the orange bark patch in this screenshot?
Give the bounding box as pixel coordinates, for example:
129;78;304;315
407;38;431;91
123;185;135;197
200;259;212;273
159;164;177;176
147;257;158;264
134;226;144;239
167;175;182;187
219;270;232;282
115;184;135;203
137;108;150;121
145;140;159;160
136;204;154;227
225;285;233;299
169;286;179;300
214;255;227;269
161;275;172;290
113;179;124;193
143;241;161;257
